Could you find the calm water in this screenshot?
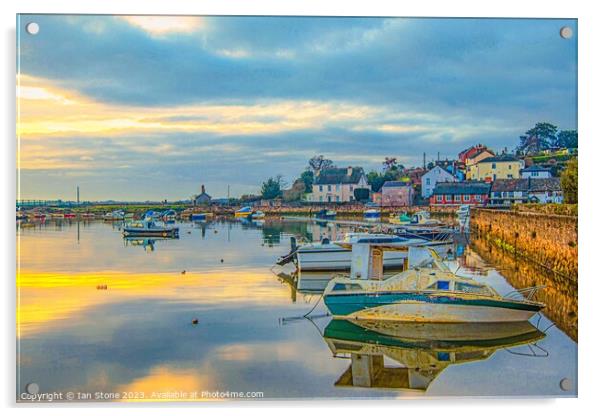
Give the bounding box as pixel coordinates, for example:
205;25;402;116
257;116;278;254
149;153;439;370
16;219;577;400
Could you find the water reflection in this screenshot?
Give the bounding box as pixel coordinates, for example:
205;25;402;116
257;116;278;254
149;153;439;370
324;319;546;392
469;237;578;341
16;219;577;399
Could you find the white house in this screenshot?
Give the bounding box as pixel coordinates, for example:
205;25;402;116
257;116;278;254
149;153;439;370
528;178;563;204
521;165;552;179
309;167;370;203
421;166;457;198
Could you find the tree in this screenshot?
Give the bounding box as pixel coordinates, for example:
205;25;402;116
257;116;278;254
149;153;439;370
354;188;370;202
300;170;314;193
260;175;285;200
517;122;558;155
367;170;398;192
308;155;334;173
560;158;577;204
555;130;578;149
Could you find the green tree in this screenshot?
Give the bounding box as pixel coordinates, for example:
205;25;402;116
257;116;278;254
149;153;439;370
517;122;558;155
560;158;578;204
300;170;314;193
367;170;398;192
261;175;285;200
555;130;578;149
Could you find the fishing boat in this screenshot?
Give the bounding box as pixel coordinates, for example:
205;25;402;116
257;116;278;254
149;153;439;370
315;209;336;220
251;210;266;219
235;206;253;218
64;212;77;219
363;209;381;221
81;212;95;219
104;209;125;221
324;319;545;392
122;219;179;238
323;239;545;322
50;212;65;219
277;233;449;272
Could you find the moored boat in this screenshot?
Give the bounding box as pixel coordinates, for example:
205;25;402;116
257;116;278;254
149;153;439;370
388;212;412;225
122;219;179;237
161;209;177;222
363;209;381;221
251;210;266;219
235;206;253;218
315;209;336;220
323;240;545;322
104;209;125;221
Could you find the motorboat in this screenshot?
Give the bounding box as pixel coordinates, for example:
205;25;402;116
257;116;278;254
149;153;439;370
277;233;449;272
251;210;266;219
363;209;381;221
104;209;125;221
324;318;545;392
388;212;412;225
191;213;208;221
408;211;443;226
235;206;253;218
161;209;177;222
323;240;545;322
122;219;179;237
64;212;77;219
315;209;336;220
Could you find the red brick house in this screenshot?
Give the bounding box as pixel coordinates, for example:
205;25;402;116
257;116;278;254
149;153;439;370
430;182;491;206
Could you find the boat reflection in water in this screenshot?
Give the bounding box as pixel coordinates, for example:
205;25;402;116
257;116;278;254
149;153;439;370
323;319;546;392
123;236;177;252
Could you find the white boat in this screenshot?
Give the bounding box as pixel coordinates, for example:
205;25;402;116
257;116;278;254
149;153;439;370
281;233;447;272
323;240;545;323
363;209;381;221
251;210;266;219
123;219;179;237
103;209;125;221
408;210;442;226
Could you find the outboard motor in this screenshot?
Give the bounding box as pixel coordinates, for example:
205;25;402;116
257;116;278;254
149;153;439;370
321;237;330;245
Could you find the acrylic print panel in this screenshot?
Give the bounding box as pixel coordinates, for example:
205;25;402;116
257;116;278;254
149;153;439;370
16;15;577;402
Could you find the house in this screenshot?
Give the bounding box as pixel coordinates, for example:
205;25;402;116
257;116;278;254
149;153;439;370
309;166;370;203
421;166;457;198
466;154;524;181
521;165;552;179
458;144;493;164
430;182;491;206
489;179;530;206
193;185;212;205
489;178;563;206
528;178;563;204
464;148;495;168
381;181;414;207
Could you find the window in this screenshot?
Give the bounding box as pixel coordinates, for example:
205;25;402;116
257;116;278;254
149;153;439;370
508;164;512;169
446;194;452;201
319;185;323;192
475;195;482;202
426;178;431;185
327;185;332;192
327;196;332;202
463;195;470;202
319;196;323;202
336;196;340;202
507;174;513;178
436;195;443;202
454;195;461;202
492;163;497;169
427;281;450;290
349;185;353;191
333;283;363;291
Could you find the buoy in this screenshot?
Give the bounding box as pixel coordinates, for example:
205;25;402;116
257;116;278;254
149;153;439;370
220;259;224;263
214;230;218;234
192;318;199;325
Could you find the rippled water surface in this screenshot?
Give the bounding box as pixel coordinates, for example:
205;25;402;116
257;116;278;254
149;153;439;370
16;219;577;400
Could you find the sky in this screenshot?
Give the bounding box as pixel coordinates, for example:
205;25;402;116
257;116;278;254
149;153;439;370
17;15;577;201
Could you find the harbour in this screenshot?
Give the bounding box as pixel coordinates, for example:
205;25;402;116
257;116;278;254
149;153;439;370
16;216;577;399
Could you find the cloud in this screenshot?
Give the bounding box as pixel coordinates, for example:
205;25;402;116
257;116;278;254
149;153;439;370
16;15;577;200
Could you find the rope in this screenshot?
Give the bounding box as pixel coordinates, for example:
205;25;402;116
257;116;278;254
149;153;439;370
303;292;325;318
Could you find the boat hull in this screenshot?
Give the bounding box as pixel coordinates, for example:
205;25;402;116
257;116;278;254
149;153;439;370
324;292;543;323
123;229;179;237
297;247;406;271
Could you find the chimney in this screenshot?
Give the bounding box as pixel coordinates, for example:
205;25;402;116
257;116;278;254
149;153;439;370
347;166;353;176
201;184;205;194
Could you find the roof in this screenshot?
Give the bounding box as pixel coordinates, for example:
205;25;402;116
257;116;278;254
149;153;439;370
314;167;365;185
491;179;530;192
478;154;520;163
432;182;491;195
468;148;495;160
382;181;410;188
424;165;455;178
528;178;561;192
522;165;551;172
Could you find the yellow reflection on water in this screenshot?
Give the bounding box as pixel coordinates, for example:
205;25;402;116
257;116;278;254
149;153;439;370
17;269;290;338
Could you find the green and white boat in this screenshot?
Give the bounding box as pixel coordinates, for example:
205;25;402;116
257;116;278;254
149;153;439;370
323;240;545;323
